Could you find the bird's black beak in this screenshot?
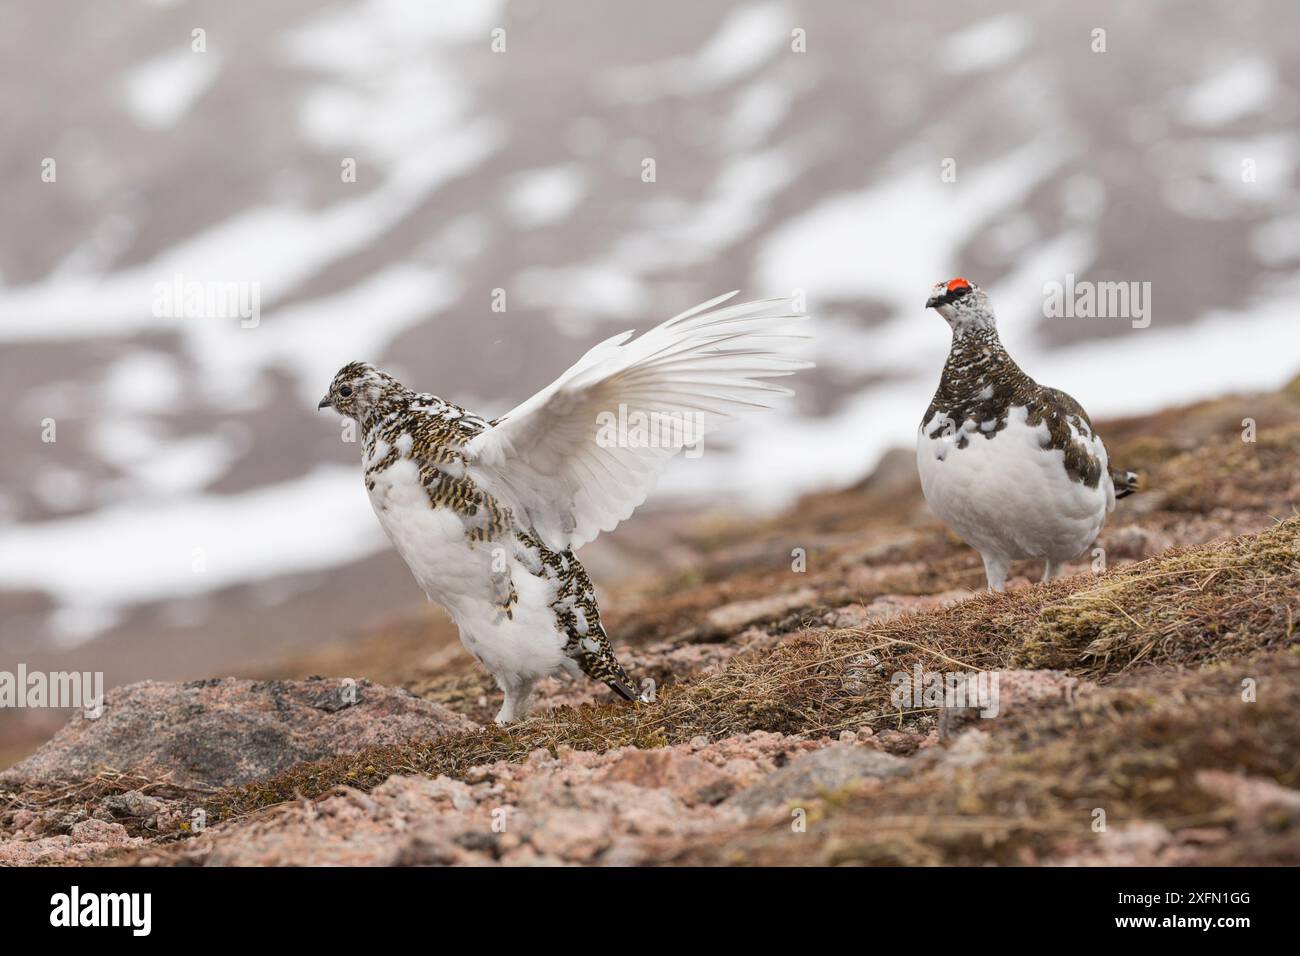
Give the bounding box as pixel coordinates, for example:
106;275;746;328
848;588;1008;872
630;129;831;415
317;395;332;410
925;294;946;309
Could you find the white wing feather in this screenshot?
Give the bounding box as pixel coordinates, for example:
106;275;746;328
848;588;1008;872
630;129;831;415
465;292;812;551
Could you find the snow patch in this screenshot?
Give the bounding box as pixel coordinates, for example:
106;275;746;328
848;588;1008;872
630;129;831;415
1180;57;1277;127
504;165;588;229
940;15;1033;75
0;466;387;645
122;48;220;128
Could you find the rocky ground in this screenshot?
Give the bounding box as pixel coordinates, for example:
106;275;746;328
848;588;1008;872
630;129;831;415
2;377;1298;866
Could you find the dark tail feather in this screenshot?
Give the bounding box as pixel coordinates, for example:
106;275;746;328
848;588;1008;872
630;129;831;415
1112;468;1142;499
607;675;639;702
586;622;642;702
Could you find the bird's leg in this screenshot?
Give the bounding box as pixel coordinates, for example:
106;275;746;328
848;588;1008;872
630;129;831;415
1043;560;1067;583
981;553;1010;593
494;675;536;725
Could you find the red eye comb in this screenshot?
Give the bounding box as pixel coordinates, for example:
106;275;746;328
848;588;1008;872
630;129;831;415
947;277;971;292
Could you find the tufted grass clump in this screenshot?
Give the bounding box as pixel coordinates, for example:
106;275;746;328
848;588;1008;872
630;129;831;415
1014;516;1299;675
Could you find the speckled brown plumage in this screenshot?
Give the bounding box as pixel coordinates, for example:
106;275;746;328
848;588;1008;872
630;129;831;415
329;362;636;700
321;294;811;722
922;327;1103;488
516;530;637;698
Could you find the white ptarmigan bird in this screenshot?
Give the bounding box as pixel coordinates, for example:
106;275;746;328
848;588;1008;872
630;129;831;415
917;278;1138;591
319;293;810;723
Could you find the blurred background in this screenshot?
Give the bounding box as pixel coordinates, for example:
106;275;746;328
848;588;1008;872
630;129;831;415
1;0;1298;746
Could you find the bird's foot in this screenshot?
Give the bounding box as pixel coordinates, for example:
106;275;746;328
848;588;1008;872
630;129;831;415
980;554;1010;592
493;680;536;725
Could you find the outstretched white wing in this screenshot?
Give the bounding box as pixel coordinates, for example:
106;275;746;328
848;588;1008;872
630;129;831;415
465;292;812;551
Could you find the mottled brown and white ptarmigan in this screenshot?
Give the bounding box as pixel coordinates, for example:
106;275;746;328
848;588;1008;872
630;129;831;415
319;293;811;723
917;277;1138;591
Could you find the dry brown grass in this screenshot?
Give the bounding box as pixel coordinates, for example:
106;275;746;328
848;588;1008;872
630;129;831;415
12;389;1298;861
200;517;1300;823
1160;422;1300;513
669;647;1300;865
0;769;214;840
1015;514;1300;674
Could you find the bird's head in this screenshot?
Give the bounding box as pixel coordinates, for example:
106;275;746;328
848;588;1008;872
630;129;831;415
925;277;995;333
318;361;399;420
